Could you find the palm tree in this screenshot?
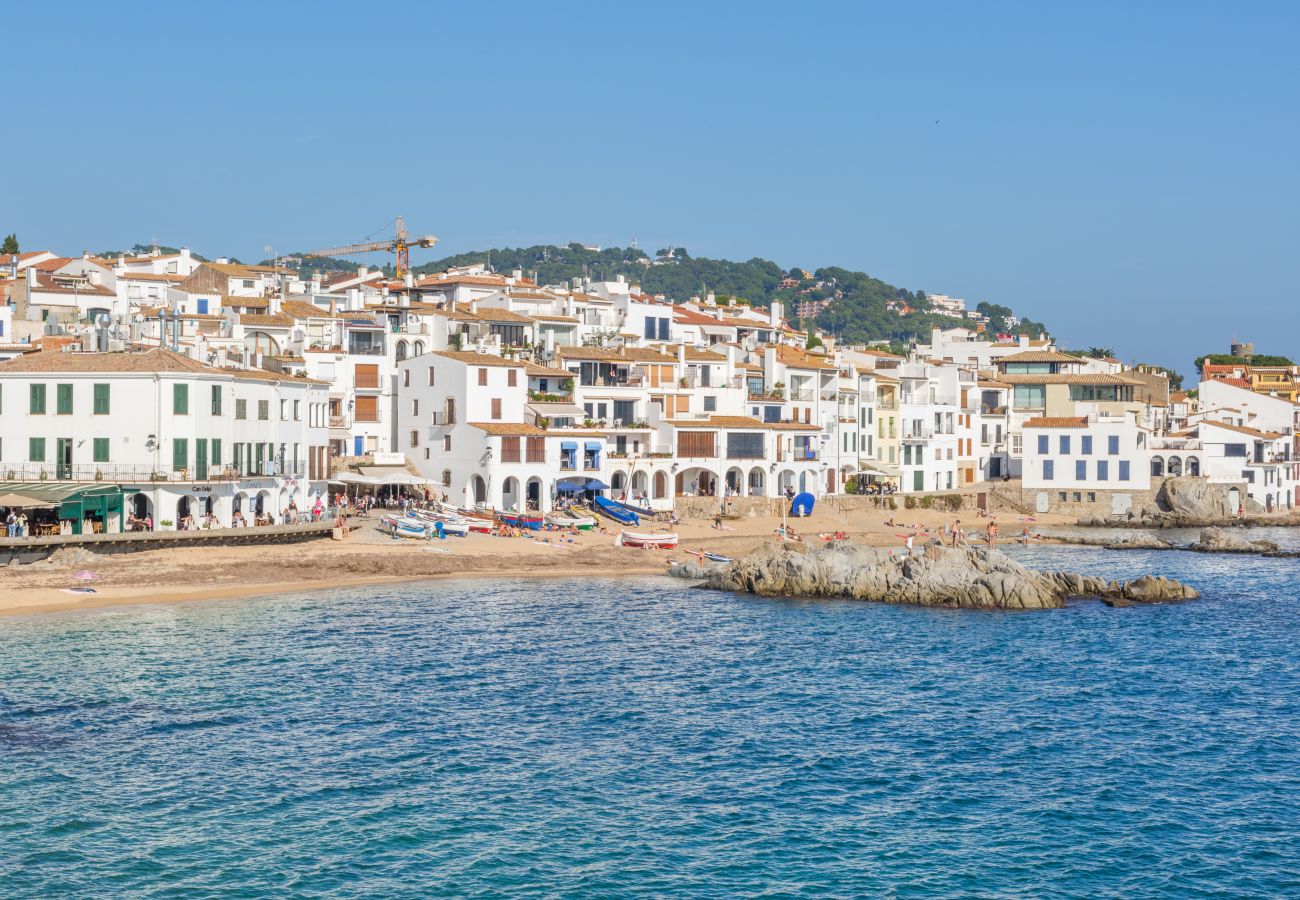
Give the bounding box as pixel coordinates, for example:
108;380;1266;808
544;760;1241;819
1085;346;1115;359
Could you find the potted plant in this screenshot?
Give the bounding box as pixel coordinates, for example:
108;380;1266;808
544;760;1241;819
160;519;174;529
561;378;574;393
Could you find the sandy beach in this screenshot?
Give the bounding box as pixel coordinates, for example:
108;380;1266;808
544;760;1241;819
0;502;1074;618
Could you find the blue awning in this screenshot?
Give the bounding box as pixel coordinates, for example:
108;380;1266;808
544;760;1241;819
584;441;603;450
560;441;578;450
585;479;610;490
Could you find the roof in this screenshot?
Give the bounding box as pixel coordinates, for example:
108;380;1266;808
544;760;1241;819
524;361;569;377
1023;416;1090;429
468;422;549;436
453;303;535;323
530;313;578;324
556;346;677;364
0;346;324;384
416;273;508;288
775;345;839;371
1199;421;1283;439
998;373;1141;386
996;350;1084;364
432;350;525;368
26;271;116;297
239;313;294;327
664;415;820;431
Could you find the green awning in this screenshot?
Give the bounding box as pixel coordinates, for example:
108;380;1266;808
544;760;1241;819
0;482;123;507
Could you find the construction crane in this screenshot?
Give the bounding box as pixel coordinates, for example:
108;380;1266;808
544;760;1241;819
305;216;437;279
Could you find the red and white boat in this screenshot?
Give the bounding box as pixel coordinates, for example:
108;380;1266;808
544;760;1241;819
616;530;679;550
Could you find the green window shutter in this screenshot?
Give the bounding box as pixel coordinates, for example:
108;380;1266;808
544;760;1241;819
93;383;111;415
56;383;73;415
258;400;269;420
173;383;189;415
211;439;222;466
29;437;46;462
30;383;46;414
172;438;188;472
235;399;246;419
93;438;110;463
211;385;222;415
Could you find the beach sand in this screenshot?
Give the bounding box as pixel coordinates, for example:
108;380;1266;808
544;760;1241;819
0;502;1072;617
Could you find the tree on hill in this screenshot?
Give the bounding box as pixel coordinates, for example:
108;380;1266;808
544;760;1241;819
1085;347;1115;358
805;325;823;350
1195;353;1294;370
1;234;18;255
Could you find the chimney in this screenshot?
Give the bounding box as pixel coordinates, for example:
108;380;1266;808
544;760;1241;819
769;300;782;329
404;270;414;288
88;269;102;286
470;299;478;314
218;257;229;265
357;266;367;278
511;268;523;281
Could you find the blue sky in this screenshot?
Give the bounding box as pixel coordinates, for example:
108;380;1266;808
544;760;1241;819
9;1;1298;373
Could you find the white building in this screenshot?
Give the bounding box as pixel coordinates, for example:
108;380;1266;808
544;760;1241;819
1021;415;1151;503
0;346;329;530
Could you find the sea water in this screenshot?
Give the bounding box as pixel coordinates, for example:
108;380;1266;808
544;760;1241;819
1;547;1298;897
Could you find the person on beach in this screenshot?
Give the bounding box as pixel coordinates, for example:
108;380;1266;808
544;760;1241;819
986;519;998;547
951;519;962;547
5;510;15;538
905;534;914;556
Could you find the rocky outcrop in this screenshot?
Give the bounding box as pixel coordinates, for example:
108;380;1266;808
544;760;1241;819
1102;533;1177;550
1159;477;1236;520
1077;477;1292;529
1188;527;1280;554
672;540;1198;610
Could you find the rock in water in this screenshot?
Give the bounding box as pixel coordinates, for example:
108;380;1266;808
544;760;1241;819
1157;477;1236;520
685;541;1198;610
1188;527;1280;554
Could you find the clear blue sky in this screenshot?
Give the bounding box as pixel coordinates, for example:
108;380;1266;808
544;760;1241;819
10;1;1298;374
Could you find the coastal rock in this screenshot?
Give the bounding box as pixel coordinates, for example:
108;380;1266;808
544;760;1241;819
689;541;1198;610
1103;533;1176;550
1158;477;1235;520
667;558;719;579
1188;527;1280;555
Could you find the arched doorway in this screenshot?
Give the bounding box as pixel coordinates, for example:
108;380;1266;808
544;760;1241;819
1151;456;1165;477
630;471;649;498
778;470;796;494
502;477;520;511
725;467;744;496
1168;455;1183;476
130;492;151;523
748;467;766;496
526;477;543;511
611;471;626;492
471;475;487;505
395;340;408;362
675;467;716;497
653;471;668;499
412;341;425;357
254;490;270;517
1187;456;1199;476
177;496;192;522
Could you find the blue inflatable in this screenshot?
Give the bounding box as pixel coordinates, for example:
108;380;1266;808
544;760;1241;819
791;492;815;517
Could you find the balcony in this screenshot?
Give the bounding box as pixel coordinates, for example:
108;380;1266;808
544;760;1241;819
328;415;351;429
980;405;1007;415
902;428;935;442
430;410;456;426
790;390;815;402
346;345;386;356
0;464;292;484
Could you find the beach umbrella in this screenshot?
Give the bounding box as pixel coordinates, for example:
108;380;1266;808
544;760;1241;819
584;479;610;490
73;571;98;582
556;482;583;493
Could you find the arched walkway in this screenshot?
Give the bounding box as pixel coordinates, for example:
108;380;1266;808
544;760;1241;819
1186;456;1199;476
748;466;766;496
724;466;744;496
130;492;152;523
470;475;487;505
1167;455;1183;476
611;471;626;492
675;467;718;497
526;476;543;511
778;469;796;493
1151;456;1165;477
630;471;649;497
653;471;668;499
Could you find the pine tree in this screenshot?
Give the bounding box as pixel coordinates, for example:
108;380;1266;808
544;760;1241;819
0;233;18;255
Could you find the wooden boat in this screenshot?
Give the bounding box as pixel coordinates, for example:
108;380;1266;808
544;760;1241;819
616;529;678;549
545;510;597;531
496;510;544;531
593;495;639;525
607;498;656;518
411;509;474;536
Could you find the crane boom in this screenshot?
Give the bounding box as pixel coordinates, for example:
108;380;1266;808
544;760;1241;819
303;216;438;277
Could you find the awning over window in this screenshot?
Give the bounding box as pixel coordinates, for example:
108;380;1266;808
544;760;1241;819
584;441;603;451
527;402;586;419
560;441;578;451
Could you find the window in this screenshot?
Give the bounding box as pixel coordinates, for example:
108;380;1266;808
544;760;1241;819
210;385;222;415
93;438;110;463
57;383;73;415
354;396;379;422
29;437;45;462
173;384;189;415
478;368;488;386
1081;435;1092;455
212;439;222;466
428;367;435;386
294;400;300;421
1107;435;1119;455
355;364;380;389
173;438;188;472
703;396;717;412
1075;460;1086;480
1224;443;1247;458
258;400;269;421
443;435;451;452
236;399;247;419
491;398;502;420
677;431;717;458
412;399;419;417
1059;435;1070;455
726;432;765;459
30;383;46;414
1043;460;1055;480
508;369;517;387
403;369;411;388
1097;460;1109;481
410;430;420;448
1119;460;1131;481
280;400;288;420
526;436;545;463
1037;435;1049;454
501;437;521;462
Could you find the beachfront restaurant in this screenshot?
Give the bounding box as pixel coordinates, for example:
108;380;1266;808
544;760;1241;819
0;483;125;536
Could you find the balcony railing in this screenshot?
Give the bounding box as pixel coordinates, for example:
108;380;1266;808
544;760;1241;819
430;411;456;426
0;464;305;484
328;415;351;429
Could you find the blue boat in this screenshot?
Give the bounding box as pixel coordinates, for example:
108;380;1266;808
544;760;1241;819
608;498;656;518
593;495;639;525
496;511;544;531
790;492;816;517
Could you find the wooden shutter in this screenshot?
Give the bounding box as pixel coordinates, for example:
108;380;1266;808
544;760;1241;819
354;395;379;422
491;398;502;420
501;437;521;462
676;431;716;458
479;368;488;386
355;364;379;389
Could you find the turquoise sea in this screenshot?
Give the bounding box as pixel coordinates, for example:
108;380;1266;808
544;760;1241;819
2;545;1298;897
